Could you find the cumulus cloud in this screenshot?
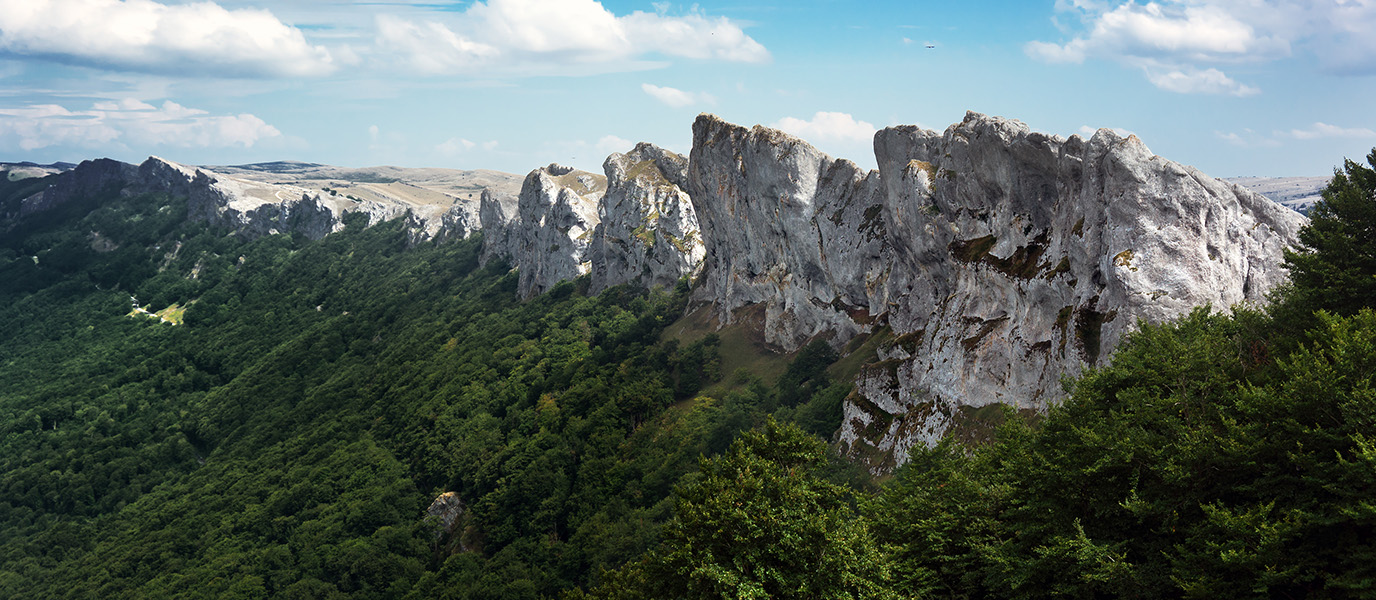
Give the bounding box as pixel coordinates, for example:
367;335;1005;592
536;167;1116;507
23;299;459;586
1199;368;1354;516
1028;2;1282;64
0;0;336;77
641;83;714;108
1287;122;1376;140
0;98;280;150
771;112;877;144
1028;1;1376;93
373;0;768;75
1144;65;1258;96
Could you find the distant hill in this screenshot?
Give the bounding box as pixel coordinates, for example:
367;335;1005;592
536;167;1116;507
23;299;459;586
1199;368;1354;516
1;161;76;181
1227;175;1329;213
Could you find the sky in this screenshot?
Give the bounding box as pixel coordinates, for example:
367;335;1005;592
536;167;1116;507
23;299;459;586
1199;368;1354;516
1;0;1374;178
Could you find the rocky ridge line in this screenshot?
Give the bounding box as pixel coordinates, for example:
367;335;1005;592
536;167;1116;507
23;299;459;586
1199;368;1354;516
16;157;481;242
12;113;1306;472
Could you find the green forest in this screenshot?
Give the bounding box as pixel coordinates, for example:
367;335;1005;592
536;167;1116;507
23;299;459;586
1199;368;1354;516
1;150;1374;599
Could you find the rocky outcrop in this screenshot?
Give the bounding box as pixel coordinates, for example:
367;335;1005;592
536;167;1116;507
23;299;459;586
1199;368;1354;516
687;116;888;350
12;113;1305;473
588;144;704;293
480;147;709;299
676;112;1303;472
425;491;468;540
477;164;606;299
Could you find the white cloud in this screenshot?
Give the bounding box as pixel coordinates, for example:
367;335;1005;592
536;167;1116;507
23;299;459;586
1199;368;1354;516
436;137;477;155
1078;125;1135;138
0;0;336;77
1214;123;1373;148
375;15;498;75
1288;122;1376;140
641;83;714;108
1214;129;1279;148
1025;1;1376;94
1144;65;1259;96
771;112;877;144
372;0;768;75
1029;2;1282;64
0;98;280;150
595;135;634;155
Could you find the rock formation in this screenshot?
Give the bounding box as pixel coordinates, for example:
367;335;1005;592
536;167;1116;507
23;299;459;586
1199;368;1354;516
686;116;888;350
676;112;1303;472
478;164;606;299
18;158;136;217
588;143;704;293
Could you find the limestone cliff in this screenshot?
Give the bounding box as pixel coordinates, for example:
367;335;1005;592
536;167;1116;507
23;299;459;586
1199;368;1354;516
11;113;1306;473
687;116;887;350
478;164;606;299
480;147;706;299
676;112;1303;472
588;143;704;293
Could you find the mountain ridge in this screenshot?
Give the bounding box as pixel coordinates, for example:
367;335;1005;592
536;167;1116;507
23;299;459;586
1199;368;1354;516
6;111;1307;471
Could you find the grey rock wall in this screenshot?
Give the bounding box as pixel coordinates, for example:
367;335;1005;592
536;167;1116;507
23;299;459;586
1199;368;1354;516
673;112;1303;472
588;143;703;294
479;164;606;299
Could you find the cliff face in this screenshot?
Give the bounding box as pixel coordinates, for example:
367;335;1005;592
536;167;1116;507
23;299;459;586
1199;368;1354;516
480;148;706;299
479;164;606;299
678;112;1303;472
18;158;137;217
589;143;703;294
686;116;887;350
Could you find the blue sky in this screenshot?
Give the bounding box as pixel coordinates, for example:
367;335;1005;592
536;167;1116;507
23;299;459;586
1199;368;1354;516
1;0;1374;178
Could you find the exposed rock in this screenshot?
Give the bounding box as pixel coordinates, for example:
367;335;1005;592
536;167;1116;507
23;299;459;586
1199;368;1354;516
852;113;1303;471
686;115;887;351
478;188;520;264
15;156;495;243
10;113;1306;475
479;164;606;299
425;491;467;539
677;112;1302;472
589;143;704;293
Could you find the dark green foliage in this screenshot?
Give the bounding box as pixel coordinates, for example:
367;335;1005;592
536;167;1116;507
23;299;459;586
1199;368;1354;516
1277;149;1376;323
577;419;897;600
777;338;839;407
0;188;856;599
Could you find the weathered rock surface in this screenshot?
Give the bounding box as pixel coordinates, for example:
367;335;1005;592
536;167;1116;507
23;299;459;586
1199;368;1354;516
425;491;468;539
687;116;888;350
18;158;136;218
479;164;606;299
677;112;1303;472
588;143;704;293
